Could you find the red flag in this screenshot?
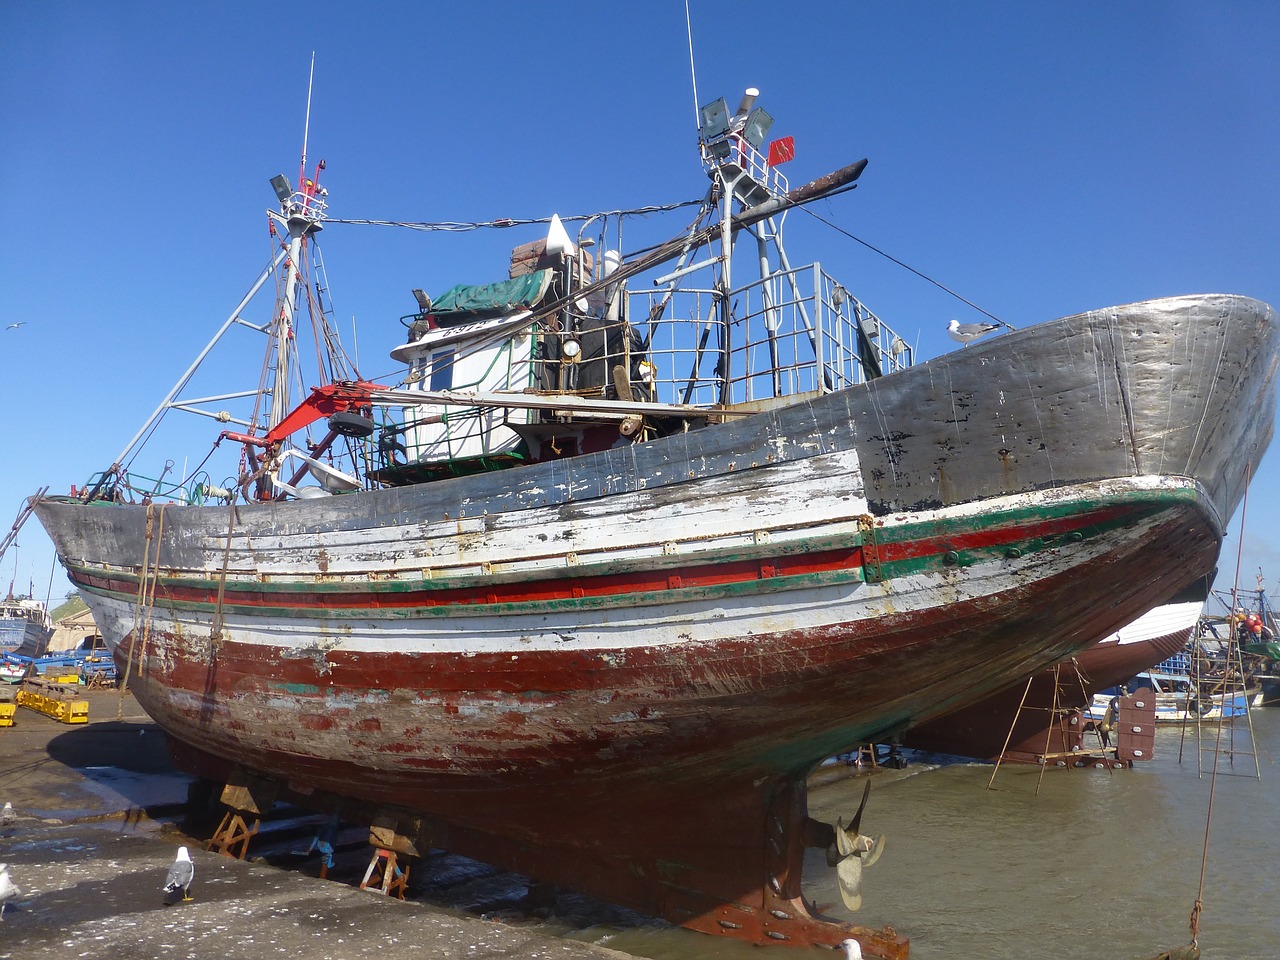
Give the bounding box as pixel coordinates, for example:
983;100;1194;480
767;136;795;166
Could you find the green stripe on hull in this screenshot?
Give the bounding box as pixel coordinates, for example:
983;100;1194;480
66;486;1200;620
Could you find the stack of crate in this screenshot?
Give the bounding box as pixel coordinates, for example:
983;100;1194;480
509;238;593;278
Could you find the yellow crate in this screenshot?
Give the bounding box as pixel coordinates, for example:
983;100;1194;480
0;703;15;727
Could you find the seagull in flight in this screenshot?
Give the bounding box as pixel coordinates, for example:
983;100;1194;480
162;846;195;905
947;318;1001;345
5;322;25;331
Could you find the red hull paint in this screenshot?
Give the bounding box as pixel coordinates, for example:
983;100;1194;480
112;504;1219;958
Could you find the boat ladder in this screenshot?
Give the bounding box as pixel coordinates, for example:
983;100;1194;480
1177;630;1260;779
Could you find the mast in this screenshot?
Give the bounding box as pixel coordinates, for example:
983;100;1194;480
268;58;326;432
697;88;786;403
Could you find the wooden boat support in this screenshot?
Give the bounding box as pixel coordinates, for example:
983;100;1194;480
360;849;410;899
363;810;421;898
207;769;277;860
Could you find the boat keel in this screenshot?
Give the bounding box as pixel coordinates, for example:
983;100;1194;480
170;741;908;956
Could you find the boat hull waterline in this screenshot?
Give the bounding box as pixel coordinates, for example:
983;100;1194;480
34;293;1279;956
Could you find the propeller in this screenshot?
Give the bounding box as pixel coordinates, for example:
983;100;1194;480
824;780;886;911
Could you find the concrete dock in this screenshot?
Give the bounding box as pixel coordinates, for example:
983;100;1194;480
0;687;629;960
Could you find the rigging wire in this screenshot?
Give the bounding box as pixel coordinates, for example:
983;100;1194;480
327;198;705;233
334;189;1012;332
795;194;1015;330
684;0;700;133
1185;461;1253;954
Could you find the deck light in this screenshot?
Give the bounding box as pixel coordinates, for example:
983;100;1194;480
742;106;774;150
698;98;730;142
270;174;293;204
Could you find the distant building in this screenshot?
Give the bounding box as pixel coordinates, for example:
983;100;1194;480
50;605;99;654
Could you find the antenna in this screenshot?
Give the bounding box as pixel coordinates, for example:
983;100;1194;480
685;0;700;132
300;52;316;182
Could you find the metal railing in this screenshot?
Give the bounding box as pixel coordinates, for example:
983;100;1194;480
632;262;912;409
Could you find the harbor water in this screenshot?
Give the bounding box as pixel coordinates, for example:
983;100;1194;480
554;712;1280;960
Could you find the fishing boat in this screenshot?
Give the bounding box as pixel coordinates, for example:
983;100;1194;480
1105;588;1275;723
0;595;53;662
1215;579;1280;703
0;654;28;684
901;579;1208;761
28;88;1279;958
1088;680;1257;725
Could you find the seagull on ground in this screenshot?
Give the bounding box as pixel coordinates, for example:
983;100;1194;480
162;846;195;905
0;803;14;826
947;318;1001;345
838;938;863;960
0;863;20;920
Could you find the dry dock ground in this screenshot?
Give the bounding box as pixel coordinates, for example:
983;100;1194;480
0;687;627;960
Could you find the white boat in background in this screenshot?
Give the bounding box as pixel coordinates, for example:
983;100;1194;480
1090;687;1258;724
1095;614;1265;724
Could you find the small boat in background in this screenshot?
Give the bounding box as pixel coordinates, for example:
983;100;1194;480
1097;587;1275;723
0;595;53;661
1219;578;1280;704
0;653;28;684
1088;682;1257;725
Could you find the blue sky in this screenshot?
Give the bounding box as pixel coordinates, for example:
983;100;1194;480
2;2;1278;605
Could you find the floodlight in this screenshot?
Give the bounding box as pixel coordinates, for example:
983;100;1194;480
742;106;774;150
698;98;730;141
270;174;293;204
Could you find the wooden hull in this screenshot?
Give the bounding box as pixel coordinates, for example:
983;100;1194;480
902;598;1203;761
0;617;53;659
33;293;1279;956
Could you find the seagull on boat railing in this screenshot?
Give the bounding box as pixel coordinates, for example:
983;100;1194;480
947;318;1001;345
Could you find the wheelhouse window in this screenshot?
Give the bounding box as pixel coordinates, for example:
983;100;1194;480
430;349;456;391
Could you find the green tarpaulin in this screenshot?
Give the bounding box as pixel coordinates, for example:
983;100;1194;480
431;269;553;320
1243;640;1280;662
